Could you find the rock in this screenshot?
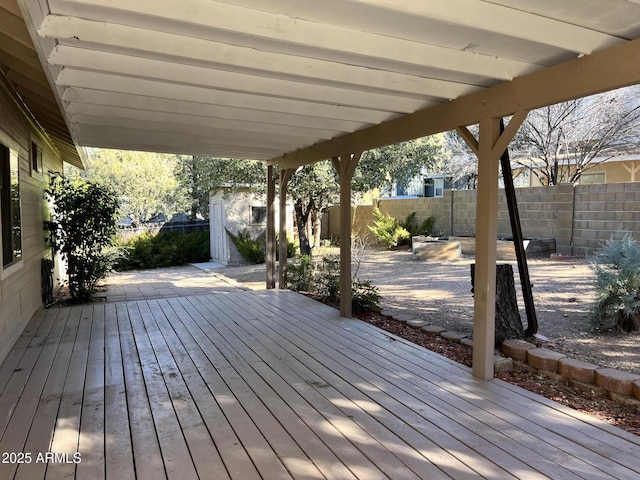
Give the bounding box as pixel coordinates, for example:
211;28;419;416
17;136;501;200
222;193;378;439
441;331;465;343
526;348;566;373
407;319;428;329
558;358;600;384
502;339;536;362
595;369;640;396
421;325;446;335
494;355;513;373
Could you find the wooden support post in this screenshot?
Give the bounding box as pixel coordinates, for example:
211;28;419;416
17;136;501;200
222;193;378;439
266;165;276;289
278;168;294;289
459;112;528;379
331;153;362;318
472;116;501;380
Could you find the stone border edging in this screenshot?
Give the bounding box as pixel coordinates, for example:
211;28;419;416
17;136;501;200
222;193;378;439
383;310;640;407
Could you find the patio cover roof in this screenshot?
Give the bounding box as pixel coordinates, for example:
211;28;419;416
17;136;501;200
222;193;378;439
5;0;640;168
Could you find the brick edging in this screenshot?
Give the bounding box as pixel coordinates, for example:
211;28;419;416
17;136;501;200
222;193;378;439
384;311;640;407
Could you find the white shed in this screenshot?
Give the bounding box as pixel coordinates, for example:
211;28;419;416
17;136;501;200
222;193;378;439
209;188;293;266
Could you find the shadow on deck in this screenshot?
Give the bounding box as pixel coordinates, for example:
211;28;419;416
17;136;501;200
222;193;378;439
0;284;638;479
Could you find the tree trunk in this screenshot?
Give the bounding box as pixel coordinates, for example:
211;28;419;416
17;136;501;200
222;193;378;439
311;209;322;249
294;200;311;256
471;263;525;347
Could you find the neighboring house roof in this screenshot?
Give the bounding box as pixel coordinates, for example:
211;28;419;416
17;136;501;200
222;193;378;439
0;1;638;171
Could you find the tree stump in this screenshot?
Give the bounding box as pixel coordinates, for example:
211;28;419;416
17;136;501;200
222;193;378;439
471;264;525;347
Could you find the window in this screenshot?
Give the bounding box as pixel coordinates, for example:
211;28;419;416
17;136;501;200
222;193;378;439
251;206;267;224
424;177;445;198
30;141;41;175
1;143;22;267
434;178;444;198
579;172;605;185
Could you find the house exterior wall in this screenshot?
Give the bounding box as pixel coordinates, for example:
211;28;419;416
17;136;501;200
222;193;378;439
527;159;640;186
326;182;640;256
0;86;63;363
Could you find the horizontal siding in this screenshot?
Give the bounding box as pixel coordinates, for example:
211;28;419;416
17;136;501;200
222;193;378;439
0;86;63;364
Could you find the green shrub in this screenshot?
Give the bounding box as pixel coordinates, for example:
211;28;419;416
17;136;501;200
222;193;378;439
399;212;436;245
115;230;210;271
285;254;380;313
284;255;315;292
352;279;381;313
368;207;410;248
46;175;119;302
590;234;640;332
226;228;297;264
226;228;265;264
316;255;341;306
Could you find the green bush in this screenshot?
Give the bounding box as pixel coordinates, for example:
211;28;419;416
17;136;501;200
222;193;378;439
226;228;297;264
115;230;210;271
284;255;315;292
285;254;380;313
316;255;341;306
368;207;410;248
46;175;119;302
398;212;436;246
400;211;436;237
590;234;640;332
352;279;381;313
226;228;265;264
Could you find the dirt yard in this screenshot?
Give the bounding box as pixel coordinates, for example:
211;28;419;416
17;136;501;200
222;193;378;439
219;248;640;375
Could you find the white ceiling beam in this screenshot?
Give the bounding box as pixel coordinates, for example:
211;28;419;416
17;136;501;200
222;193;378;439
39;8;538;81
55;69;397;124
348;0;622;54
75;131;283;159
38;15;480;100
72;116;310;150
61;88;366;132
271;37;640;169
47;45;430;113
66;104;340;140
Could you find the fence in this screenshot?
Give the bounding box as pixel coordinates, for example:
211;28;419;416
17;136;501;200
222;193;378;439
325;182;640;255
117;222;210;242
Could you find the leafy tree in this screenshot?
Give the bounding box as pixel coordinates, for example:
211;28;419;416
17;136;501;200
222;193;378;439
511;85;640;185
442;129;479;188
46;175;119;302
288;162;339;255
176;156;267;219
77;149;189;223
353;134;448;194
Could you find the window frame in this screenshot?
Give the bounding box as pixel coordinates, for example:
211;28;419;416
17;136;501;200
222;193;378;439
0;134;24;275
30;140;42;177
250;205;268;225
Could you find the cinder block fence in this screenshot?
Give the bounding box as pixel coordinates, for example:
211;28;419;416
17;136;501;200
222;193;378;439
325;182;640;255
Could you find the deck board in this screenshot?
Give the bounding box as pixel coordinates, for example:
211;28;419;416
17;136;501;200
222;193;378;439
0;288;638;479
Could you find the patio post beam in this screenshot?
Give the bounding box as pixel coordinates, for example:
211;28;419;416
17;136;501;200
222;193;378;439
470;116;501;380
279;168;295;289
458;111;528;379
266;164;276;289
331;152;362;317
269;37;640;171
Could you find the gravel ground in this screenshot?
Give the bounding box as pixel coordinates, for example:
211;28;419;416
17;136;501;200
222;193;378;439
219;248;640;375
356;248;640;374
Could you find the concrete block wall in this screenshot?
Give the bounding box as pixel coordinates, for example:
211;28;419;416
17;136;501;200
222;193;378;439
326;182;640;254
572;182;640;255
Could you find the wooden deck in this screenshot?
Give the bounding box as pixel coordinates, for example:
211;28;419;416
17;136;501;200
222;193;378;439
0;288;639;479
